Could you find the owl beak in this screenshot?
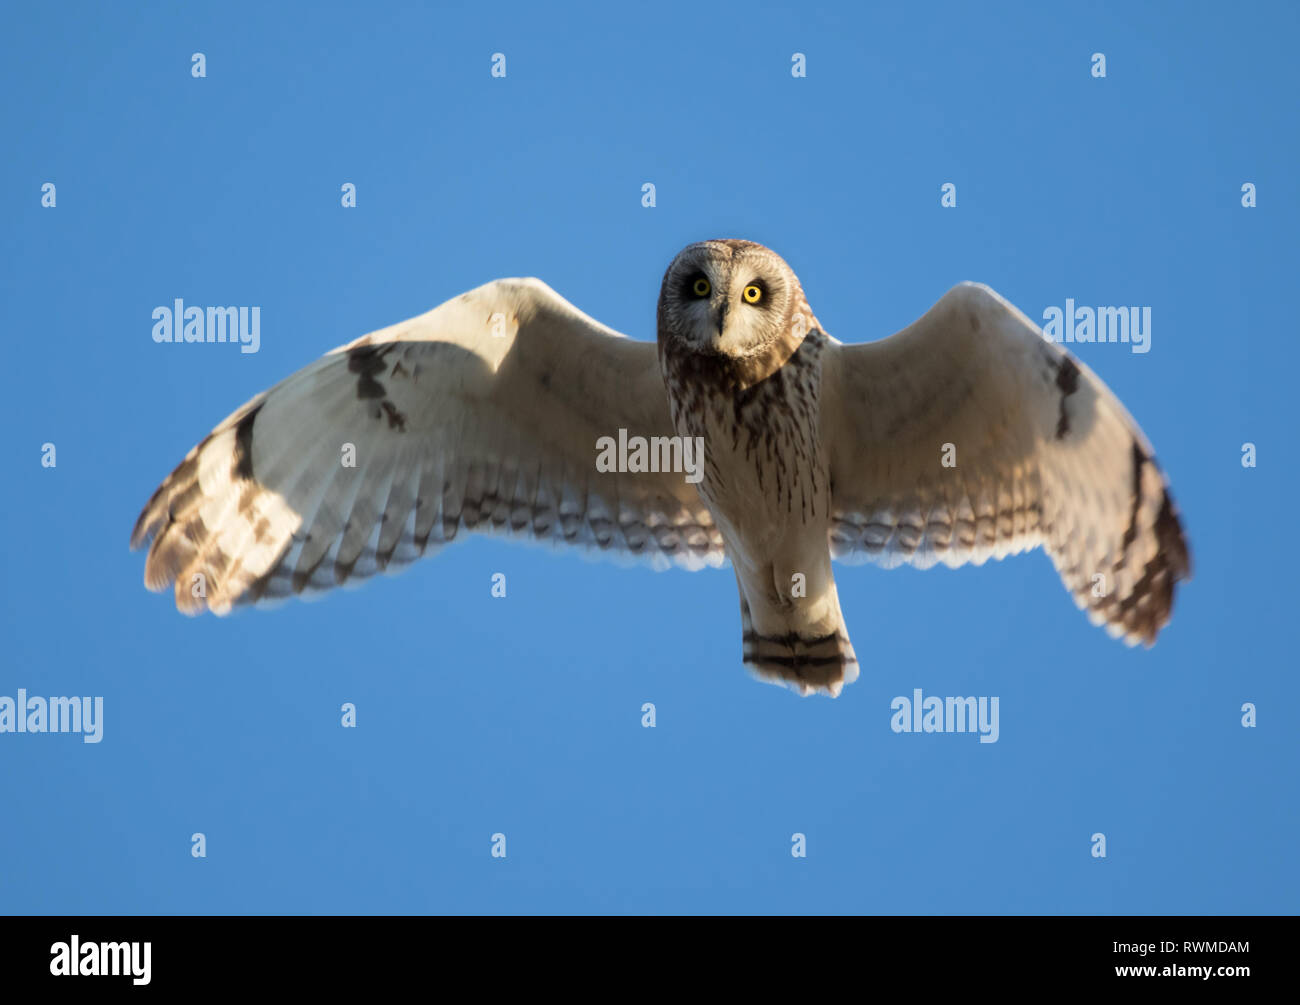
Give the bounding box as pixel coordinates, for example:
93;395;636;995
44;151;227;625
710;299;729;346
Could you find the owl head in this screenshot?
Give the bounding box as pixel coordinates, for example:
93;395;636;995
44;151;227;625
657;240;810;361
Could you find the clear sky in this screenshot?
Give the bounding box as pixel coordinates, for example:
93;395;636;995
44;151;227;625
1;0;1296;915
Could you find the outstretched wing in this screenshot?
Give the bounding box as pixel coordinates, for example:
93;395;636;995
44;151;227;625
131;278;724;614
820;282;1190;645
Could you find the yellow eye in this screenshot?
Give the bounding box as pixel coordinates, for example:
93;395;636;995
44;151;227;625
692;277;711;297
742;284;763;304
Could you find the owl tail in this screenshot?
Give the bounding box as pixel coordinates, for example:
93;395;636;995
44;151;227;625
738;585;859;698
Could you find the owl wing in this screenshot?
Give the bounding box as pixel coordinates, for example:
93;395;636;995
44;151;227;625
819;282;1190;645
131;277;724;614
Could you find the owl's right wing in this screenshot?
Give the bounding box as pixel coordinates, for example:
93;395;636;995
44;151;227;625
131;278;724;614
820;282;1190;645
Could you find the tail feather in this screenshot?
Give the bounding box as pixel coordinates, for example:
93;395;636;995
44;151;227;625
738;595;859;697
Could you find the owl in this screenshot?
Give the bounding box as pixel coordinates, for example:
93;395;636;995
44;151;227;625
131;239;1190;696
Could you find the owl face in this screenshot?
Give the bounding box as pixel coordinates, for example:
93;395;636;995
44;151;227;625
658;240;803;359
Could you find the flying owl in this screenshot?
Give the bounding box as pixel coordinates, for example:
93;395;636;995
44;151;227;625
131;239;1191;696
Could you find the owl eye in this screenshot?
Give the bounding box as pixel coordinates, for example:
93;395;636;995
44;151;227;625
692;277;711;298
742;284;763;304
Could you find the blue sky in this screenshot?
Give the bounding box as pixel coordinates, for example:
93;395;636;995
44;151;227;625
1;0;1296;914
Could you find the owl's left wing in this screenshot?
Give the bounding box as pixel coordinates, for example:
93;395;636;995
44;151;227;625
819;282;1190;645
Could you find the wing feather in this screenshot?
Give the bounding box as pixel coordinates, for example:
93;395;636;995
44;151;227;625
821;282;1190;645
131;278;723;614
